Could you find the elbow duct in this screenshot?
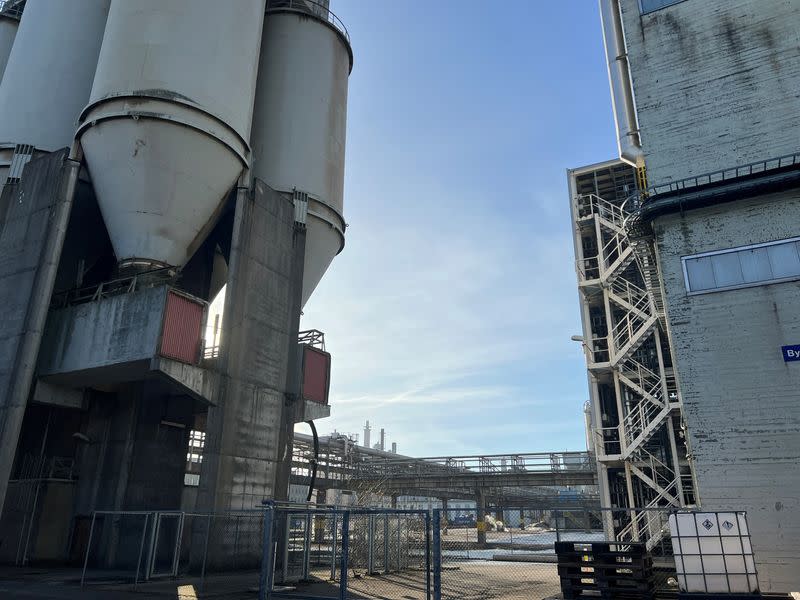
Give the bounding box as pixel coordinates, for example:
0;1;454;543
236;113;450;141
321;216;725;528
599;0;644;168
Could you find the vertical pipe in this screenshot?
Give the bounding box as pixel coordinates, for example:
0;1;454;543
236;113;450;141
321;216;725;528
80;512;97;587
259;504;274;600
339;512;349;600
134;513;150;590
432;510;441;600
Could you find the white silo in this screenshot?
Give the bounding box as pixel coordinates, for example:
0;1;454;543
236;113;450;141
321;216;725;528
0;0;110;182
0;6;19;84
77;0;266;270
251;1;352;306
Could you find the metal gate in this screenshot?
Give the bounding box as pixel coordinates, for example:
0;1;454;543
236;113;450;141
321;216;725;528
147;512;183;579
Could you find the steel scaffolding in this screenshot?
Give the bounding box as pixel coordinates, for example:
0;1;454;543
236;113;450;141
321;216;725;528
569;160;696;550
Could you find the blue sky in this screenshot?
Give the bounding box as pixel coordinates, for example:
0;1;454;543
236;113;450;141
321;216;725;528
299;1;619;456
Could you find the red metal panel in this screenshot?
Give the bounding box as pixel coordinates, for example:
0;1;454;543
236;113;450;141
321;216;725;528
302;346;331;405
160;290;205;364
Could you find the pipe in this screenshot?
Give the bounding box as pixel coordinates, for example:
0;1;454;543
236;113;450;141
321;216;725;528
305;420;319;502
599;0;644;167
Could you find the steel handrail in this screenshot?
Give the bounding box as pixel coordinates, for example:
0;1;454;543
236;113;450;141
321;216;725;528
266;0;350;44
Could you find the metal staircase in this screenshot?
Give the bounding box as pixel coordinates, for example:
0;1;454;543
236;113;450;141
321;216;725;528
574;188;694;551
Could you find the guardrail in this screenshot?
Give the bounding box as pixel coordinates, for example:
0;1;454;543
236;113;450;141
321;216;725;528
0;0;23;19
265;0;350;44
638;151;800;200
353;452;595;480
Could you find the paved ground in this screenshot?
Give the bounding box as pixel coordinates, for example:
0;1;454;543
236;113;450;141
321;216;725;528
0;560;562;599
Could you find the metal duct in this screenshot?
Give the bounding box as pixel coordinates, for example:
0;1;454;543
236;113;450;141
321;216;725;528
599;0;644;167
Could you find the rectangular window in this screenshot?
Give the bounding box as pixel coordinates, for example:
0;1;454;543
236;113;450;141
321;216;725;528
681;238;800;294
682;237;800;294
639;0;688;14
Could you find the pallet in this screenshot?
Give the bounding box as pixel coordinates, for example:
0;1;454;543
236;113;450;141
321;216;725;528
677;594;762;600
557;540;654;600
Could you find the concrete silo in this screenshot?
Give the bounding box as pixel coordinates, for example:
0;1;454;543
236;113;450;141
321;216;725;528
78;0;266;271
0;2;19;83
251;0;352;305
0;0;350;566
0;0;109;183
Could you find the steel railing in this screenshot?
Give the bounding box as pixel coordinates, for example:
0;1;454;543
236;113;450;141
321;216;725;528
266;0;350;44
0;0;23;18
638;151;800;199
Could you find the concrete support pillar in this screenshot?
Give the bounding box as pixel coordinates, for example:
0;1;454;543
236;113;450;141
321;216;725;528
476;489;486;547
0;151;78;517
196;181;305;513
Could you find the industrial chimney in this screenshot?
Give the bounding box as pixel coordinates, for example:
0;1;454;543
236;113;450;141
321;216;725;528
363;420;371;449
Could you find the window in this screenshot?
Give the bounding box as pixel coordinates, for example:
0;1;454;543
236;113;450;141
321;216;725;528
639;0;688;14
682;237;800;294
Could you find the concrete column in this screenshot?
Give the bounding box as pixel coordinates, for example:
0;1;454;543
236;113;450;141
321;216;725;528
476;489;486;547
0;151;78;517
196;181;305;513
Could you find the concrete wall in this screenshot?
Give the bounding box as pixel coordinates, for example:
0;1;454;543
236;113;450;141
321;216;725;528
654;189;800;592
620;0;800;184
38;286;166;378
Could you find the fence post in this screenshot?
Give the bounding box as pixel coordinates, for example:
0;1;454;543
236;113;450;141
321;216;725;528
383;514;390;574
303;512;312;581
555;510;561;543
367;514;374;575
258;503;274;600
200;514;212;593
330;511;338;581
396;515;402;572
134;513;150;590
339;511;350;600
432;510;442;600
80;512;97;587
425;512;432;600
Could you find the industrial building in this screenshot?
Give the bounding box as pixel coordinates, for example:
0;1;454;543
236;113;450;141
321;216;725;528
0;0;350;565
571;0;800;593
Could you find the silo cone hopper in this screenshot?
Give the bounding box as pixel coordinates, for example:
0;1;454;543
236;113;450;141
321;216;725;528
77;0;266;271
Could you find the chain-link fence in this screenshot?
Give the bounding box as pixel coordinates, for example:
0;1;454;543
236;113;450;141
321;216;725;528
79;504;681;599
80;510;266;589
261;504;431;600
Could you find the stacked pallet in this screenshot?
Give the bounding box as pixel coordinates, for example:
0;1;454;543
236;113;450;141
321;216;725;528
555;541;654;600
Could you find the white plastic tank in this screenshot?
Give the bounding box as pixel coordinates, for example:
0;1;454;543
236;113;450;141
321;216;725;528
0;0;110;174
78;0;266;270
251;0;352;306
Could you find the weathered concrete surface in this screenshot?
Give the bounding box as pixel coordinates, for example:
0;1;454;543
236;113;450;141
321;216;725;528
71;383;194;514
196;180;305;512
0;150;78;518
620;0;800;184
37;286;218;403
38;286;167;379
654;189;800;592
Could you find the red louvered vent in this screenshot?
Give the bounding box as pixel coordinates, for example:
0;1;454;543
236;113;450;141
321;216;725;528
160;291;204;364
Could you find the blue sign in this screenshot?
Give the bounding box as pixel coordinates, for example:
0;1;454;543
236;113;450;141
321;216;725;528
782;345;800;362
